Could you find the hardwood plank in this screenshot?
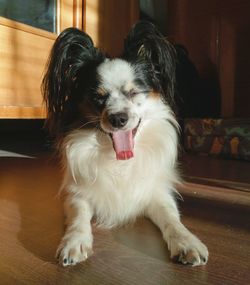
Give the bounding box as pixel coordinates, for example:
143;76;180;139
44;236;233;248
0;154;249;284
182;153;250;187
178;182;250;209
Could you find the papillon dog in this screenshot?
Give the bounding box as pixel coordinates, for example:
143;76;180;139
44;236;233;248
42;21;208;267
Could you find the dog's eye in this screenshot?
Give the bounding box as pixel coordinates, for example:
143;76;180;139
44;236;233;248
93;94;109;106
129;90;138;97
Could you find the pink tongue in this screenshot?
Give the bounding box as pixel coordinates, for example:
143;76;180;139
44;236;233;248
111;130;134;160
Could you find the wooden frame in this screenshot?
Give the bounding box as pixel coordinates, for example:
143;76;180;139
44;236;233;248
0;0;83;119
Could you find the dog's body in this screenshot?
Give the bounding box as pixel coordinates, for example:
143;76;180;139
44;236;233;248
42;22;208;267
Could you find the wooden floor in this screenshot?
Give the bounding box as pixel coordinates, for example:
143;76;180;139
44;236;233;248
0;153;249;285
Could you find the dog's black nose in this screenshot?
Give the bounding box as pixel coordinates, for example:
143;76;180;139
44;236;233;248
108;112;128;128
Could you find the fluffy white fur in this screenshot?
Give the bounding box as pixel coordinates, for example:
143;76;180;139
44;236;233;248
56;59;209;266
62;99;178;228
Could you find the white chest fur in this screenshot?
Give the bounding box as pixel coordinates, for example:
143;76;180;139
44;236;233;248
62;119;179;228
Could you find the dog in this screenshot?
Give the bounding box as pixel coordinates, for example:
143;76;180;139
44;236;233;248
42;21;208;267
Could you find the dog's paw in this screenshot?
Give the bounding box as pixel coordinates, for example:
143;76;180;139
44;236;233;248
169;231;208;266
56;233;93;266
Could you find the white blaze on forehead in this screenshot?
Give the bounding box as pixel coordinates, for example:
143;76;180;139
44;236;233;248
97;59;134;90
97;59;138;161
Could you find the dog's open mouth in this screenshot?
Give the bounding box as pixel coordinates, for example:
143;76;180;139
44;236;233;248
110;120;141;160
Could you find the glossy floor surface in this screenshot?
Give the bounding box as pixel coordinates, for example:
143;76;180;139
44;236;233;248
0;154;249;285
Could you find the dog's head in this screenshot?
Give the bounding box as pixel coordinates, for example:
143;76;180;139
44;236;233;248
42;21;176;160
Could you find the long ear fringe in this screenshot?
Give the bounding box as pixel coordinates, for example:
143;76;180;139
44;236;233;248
123;21;176;110
41;28;104;136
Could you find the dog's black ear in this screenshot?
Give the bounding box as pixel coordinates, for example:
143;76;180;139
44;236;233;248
123;21;176;109
42;28;105;136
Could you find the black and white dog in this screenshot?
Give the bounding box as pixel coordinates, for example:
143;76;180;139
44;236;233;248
42;21;208;267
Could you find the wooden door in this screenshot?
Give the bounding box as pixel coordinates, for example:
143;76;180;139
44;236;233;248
0;0;83;119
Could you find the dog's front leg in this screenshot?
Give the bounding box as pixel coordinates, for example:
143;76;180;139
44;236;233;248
145;191;208;266
56;192;93;266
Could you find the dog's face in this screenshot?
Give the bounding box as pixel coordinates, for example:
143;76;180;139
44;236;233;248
97;59;143;133
86;59;160;159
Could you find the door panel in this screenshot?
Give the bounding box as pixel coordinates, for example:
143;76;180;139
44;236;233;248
0;0;79;118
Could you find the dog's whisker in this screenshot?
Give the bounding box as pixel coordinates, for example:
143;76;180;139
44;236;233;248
84;115;101;121
77;120;100;130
